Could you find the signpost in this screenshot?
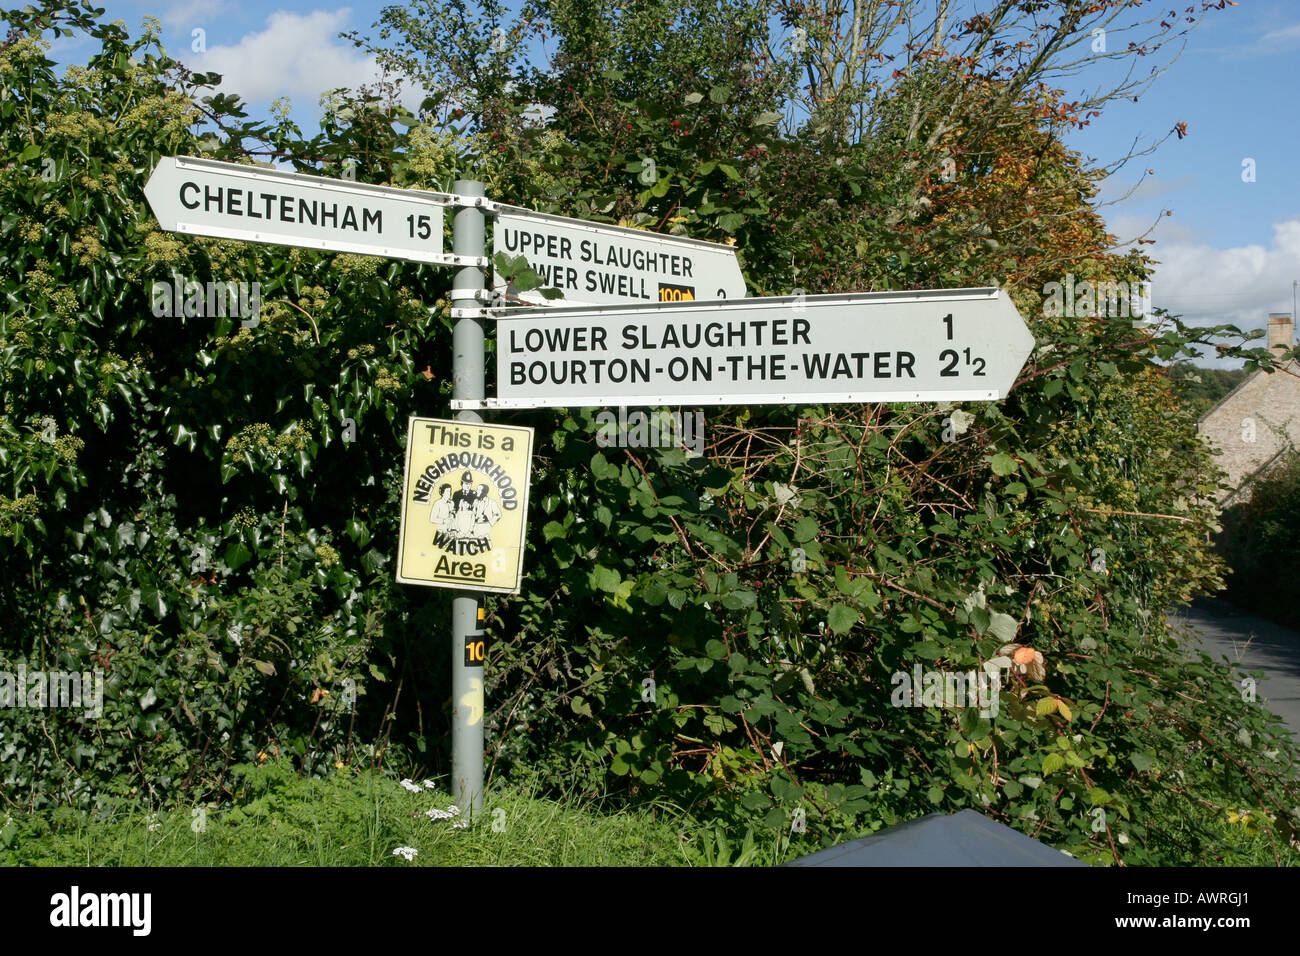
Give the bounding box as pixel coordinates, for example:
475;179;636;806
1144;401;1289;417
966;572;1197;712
454;288;1034;410
145;153;1037;829
145;157;497;818
143;155;487;267
447;179;490;815
493;205;746;307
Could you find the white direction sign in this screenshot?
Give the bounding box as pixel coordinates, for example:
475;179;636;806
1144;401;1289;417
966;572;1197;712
493;205;746;307
462;288;1034;409
145;156;483;266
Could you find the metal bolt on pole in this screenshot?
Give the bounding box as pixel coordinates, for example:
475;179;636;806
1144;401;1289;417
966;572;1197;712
450;180;486;816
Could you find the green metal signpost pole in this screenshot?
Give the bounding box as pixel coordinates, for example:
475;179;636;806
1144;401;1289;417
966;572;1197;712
450;180;486;816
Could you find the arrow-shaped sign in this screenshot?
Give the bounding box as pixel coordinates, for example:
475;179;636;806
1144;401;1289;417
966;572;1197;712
455;287;1035;409
144;155;485;267
492;205;746;307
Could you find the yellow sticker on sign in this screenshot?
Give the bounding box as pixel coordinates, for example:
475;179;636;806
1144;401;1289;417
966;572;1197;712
395;417;534;594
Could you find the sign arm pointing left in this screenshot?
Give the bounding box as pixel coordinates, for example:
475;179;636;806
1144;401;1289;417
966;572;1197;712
144;155;491;267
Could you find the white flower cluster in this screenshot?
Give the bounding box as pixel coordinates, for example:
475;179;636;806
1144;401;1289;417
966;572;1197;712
392;846;419;861
399;778;423;793
425;804;461;821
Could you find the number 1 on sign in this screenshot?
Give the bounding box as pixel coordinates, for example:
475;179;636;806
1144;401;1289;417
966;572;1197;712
942;313;953;340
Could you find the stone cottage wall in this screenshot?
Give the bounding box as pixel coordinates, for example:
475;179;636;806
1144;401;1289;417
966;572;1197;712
1197;360;1300;503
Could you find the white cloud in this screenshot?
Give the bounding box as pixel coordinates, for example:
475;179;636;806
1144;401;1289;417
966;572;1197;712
1197;20;1300;59
1097;172;1197;206
162;0;234;29
1147;219;1300;365
178;9;389;117
1259;23;1300;48
1107;213;1198;245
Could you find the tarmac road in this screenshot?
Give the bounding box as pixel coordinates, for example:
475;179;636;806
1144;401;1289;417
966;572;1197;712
1167;596;1300;742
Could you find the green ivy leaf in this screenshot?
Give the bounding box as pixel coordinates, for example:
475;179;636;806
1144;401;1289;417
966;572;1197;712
989;453;1017;476
588;565;621;593
722;589;756;609
987;612;1018;643
827;604;860;635
642;578;668;605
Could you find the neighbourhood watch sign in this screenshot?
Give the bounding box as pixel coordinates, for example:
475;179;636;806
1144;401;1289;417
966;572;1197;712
396;417;534;594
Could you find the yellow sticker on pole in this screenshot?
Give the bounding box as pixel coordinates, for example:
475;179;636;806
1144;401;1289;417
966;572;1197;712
396;417;534;594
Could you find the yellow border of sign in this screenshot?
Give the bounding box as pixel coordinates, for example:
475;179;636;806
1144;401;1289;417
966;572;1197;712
395;416;534;594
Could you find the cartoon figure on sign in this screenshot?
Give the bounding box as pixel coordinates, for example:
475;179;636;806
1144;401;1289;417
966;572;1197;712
429;484;455;533
432;472;503;557
472;484;502;536
453;497;476;537
453;470;477;510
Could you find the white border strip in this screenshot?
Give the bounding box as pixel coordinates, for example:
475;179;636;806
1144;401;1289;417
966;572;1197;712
171;155;470;209
484;287;1003;319
169;221;486;265
452;389;1002;409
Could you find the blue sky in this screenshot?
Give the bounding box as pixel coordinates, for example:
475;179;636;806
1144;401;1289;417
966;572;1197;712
1065;0;1300;359
48;0;1300;364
